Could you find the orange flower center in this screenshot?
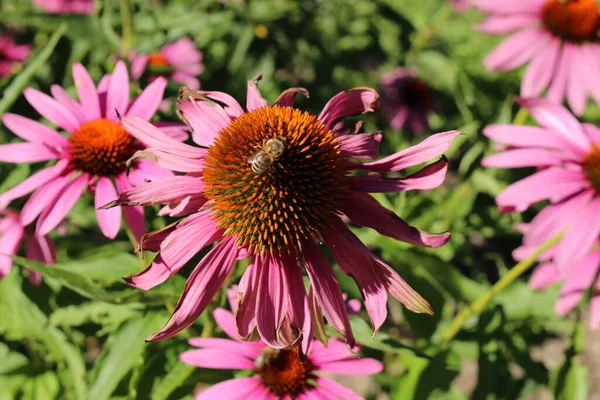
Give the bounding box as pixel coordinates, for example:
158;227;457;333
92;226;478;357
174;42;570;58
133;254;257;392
68;119;139;176
202;106;347;254
583;144;600;191
255;348;315;398
542;0;600;42
148;51;169;67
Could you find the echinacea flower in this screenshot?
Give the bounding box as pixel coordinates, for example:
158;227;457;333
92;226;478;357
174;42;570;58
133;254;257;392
476;0;600;115
32;0;95;14
0;209;55;286
0;61;183;240
0;34;31;78
180;308;383;400
106;76;459;350
380;68;435;133
482;97;600;328
131;38;204;90
449;0;471;12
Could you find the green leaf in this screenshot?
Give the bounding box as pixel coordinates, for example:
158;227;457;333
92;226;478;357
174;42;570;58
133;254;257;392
88;314;165;400
551;351;589;400
0;23;67;117
150;362;196;400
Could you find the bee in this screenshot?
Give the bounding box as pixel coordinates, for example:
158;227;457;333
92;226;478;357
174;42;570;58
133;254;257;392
248;136;286;175
254;347;280;369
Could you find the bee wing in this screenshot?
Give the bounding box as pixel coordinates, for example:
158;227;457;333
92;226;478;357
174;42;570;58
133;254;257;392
247;152;258;163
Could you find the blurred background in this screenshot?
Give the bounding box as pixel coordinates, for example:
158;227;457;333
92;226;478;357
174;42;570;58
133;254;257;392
0;0;597;399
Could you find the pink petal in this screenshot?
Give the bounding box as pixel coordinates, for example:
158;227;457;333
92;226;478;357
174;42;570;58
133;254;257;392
72;62;101;121
352;131;460;172
521;37;561;98
546;44;570;105
350;157;448;193
0;159;69;206
179;348;254;369
323;220;388;333
25;234;56;264
37;174;88;235
126;77;167;121
275;87;310;107
106;60;130;121
23;88;81;132
21;174;72;225
303;242;355;346
236;262;260;339
309;340;356;364
106;175;204;208
318;88;379;128
581;44;600;104
496;168;588;212
194;378;264;400
0;222;24;278
95;177;122;239
114;173;145;241
529;262;561;290
246;75;268;111
474;0;546;14
337;132;382;159
255;254;288;348
482;148;565;168
213;308;243;341
316;377;363;400
477;14;540;35
318;358;384;375
196;90;244;119
50;84;86;122
591;289;600;329
554;198;600;271
125;210;223;290
342;192;450;248
153;122;189;142
187;337;261;359
0;143;58;163
130;54;148;81
2;113;68;148
555;251;600;315
484;28;548;71
177;98;231;147
146;237;238;341
564;44;588;115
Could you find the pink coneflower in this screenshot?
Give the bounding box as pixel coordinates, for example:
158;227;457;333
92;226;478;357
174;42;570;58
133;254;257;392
180;308;383;400
105;77;458;349
32;0;95;14
131;38;204;91
449;0;471;12
482;97;600;328
0;61;182;240
0;209;55;286
380;68;435;133
476;0;600;115
0;35;31;78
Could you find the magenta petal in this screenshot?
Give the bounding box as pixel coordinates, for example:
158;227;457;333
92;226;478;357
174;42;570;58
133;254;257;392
25;234;56;264
95;177;122;239
37;173;87;235
177;98;231;147
350;157;448;193
303;242;355;347
213;308;243;341
23;88;80;132
108;175;205;208
318;358;384;376
50;84;86;122
529;262;561;290
187;337;261;359
255;254;287;348
318;88;379;129
115;173;145;240
125;210;223;290
236;262;260;339
343;192;450;248
106;60;130;121
521;37;561;98
353;131;460;172
146;237;238;341
484;28;548;71
0;143;58;163
246;76;268;111
337;132;382;160
196;90;244;119
0;222;24;278
194;377;263;400
275;87;310;107
2;113;69;147
72;62;101;121
179;348;254;370
126;77;167;121
555;251;600;315
0;159;69;206
21;174;72;225
316;377;363;400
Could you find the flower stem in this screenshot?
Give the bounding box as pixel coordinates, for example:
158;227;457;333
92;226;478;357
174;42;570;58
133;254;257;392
406;4;452;62
120;0;134;57
441;233;562;343
512;107;529;125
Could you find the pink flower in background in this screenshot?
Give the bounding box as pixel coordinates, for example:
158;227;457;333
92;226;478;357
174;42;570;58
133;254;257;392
380;68;435;133
482;97;600;328
180;308;383;400
449;0;471;12
0;61;184;240
105;76;458;349
32;0;95;14
131;38;204;90
475;0;600;115
0;209;55;286
0;35;31;78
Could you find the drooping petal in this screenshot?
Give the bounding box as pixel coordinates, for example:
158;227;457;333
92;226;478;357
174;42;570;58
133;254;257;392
114;173;145;241
275;87;310;107
236;262;260;340
146;237;238;341
95;177;122;239
337;132;382;160
318;88;379;129
125;210;223;290
342;192;450;248
196;90;244;119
